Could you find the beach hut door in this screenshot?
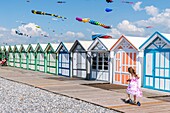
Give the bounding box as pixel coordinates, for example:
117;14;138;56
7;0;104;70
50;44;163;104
114;51;137;85
73;52;86;78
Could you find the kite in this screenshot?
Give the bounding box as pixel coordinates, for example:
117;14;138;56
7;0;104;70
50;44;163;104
92;34;112;40
41;34;49;38
57;1;66;3
31;10;67;19
106;0;113;3
35;26;40;28
76;17;112;29
15;30;23;36
105;8;113;12
146;26;153;28
122;0;134;4
15;30;32;38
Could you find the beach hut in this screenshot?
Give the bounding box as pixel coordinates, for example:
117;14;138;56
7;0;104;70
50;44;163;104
45;43;59;74
0;46;4;61
8;45;15;66
35;43;48;72
88;38;118;82
70;40;93;79
13;45;21;68
110;35;147;86
56;42;74;77
2;45;9;59
139;31;170;92
19;44;29;69
27;44;37;71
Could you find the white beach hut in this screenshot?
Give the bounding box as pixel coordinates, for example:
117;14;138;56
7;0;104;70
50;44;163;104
70;40;93;79
88;38;118;82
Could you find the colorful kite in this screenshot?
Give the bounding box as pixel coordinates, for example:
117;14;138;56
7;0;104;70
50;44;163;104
76;17;112;29
146;26;153;28
57;1;66;3
31;10;67;19
122;0;134;4
92;34;112;40
105;8;113;12
106;0;113;3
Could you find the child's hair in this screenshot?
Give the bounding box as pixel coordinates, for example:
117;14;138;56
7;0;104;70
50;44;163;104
128;67;138;78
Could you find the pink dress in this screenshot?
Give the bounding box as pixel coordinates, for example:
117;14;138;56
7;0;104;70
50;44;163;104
126;77;142;97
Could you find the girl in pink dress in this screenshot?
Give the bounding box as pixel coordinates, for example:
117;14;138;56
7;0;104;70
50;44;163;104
126;67;142;104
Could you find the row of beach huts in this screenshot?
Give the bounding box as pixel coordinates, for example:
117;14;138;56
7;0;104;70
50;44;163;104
0;31;170;92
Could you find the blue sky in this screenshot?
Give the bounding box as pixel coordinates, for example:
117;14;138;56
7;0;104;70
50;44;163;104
0;0;170;45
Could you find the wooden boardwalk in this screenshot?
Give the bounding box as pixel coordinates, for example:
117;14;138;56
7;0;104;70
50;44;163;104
0;67;170;113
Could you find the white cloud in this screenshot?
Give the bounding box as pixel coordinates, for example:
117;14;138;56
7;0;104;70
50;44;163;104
0;27;8;31
132;2;159;17
106;28;121;38
117;20;145;36
132;2;143;11
11;23;48;37
66;31;85;38
0;34;4;37
144;6;159;16
136;8;170;32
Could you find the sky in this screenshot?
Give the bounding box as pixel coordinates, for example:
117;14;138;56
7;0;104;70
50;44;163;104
0;0;170;45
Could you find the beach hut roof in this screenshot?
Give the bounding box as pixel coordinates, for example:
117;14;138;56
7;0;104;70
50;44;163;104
14;45;21;52
88;38;118;51
35;43;48;52
26;44;37;52
139;31;170;50
56;42;74;53
8;45;15;52
45;43;59;52
20;44;29;52
70;40;93;51
110;35;147;51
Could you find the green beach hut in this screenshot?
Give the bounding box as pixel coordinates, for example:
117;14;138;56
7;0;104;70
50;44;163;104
8;45;15;66
35;43;48;72
45;43;59;75
19;44;29;69
27;44;37;71
13;45;21;68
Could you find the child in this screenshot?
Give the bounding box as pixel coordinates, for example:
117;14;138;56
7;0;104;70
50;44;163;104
0;58;7;66
126;67;142;104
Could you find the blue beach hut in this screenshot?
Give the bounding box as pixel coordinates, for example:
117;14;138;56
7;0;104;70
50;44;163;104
139;31;170;92
56;42;74;77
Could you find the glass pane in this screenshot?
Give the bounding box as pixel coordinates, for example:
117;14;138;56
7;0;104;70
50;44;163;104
160;69;164;77
146;53;153;75
155;52;159;67
165;52;169;68
155;78;159;89
160;52;165;68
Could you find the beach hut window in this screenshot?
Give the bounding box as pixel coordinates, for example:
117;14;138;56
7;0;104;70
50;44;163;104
104;53;109;70
98;54;103;70
92;53;97;69
98;53;109;70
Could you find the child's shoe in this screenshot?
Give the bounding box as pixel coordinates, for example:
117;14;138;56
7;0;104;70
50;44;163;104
137;101;141;106
125;98;132;103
